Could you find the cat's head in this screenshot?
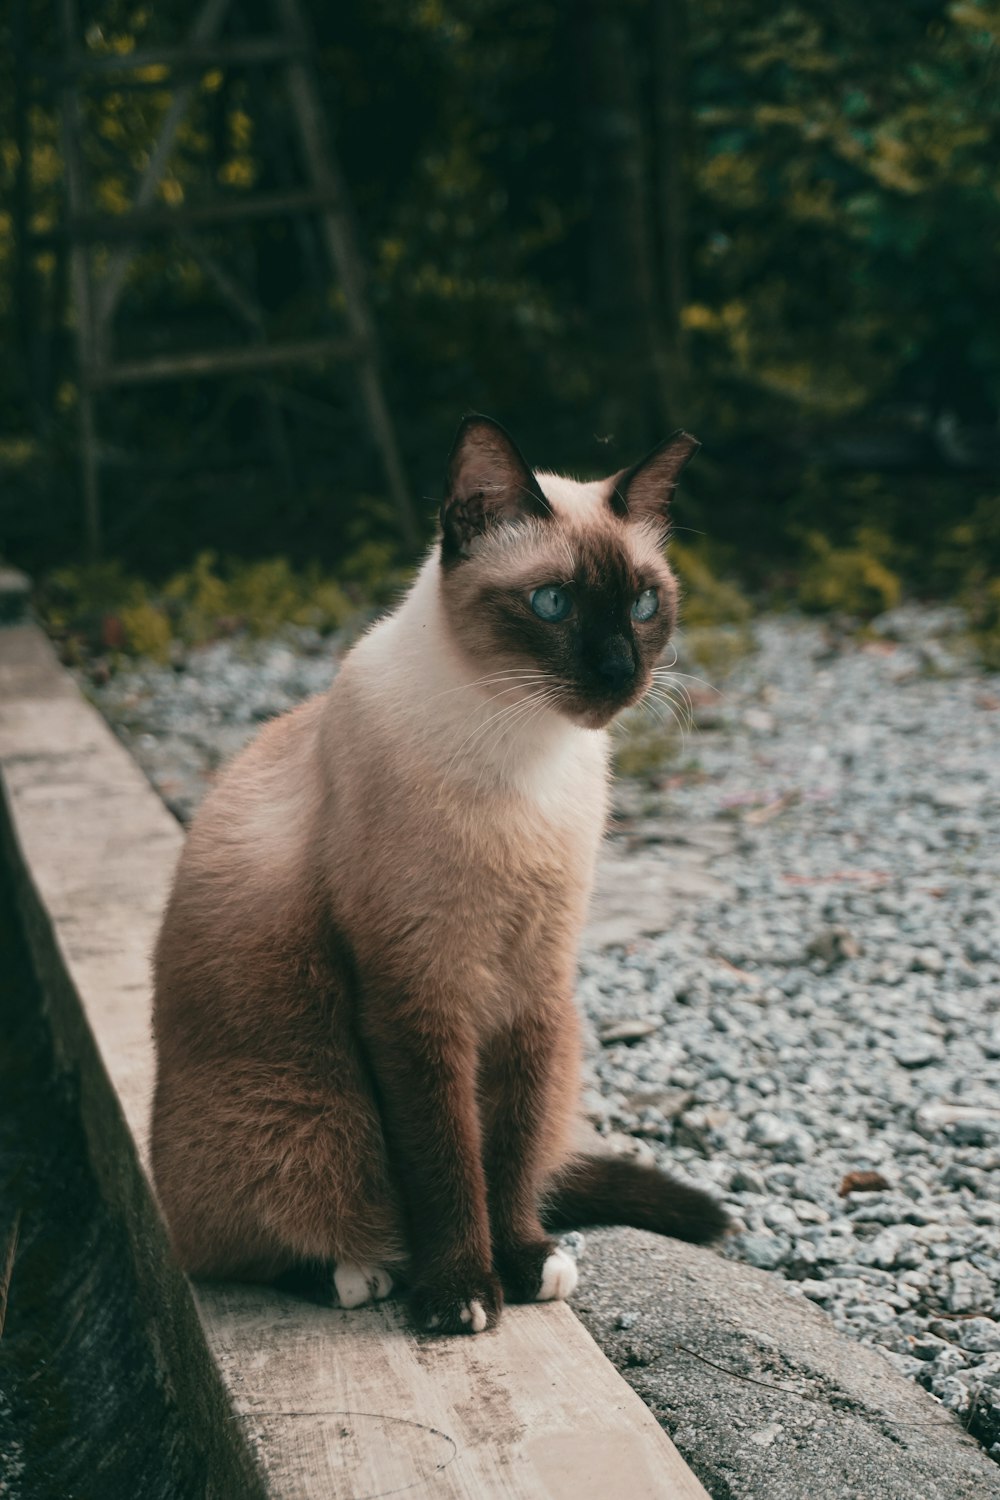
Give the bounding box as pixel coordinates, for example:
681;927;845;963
438;414;699;729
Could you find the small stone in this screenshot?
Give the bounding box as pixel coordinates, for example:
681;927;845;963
953;1317;1000;1353
763;1203;800;1234
622;1087;693;1119
597;1018;661;1045
912;948;945;974
932;785;981;810
558;1231;586;1262
603;1131;657;1166
855;1229;904;1270
839;1170;891;1197
774;1129;815;1165
747;1112;792;1148
945;1263;993;1314
915;1103;1000;1138
748;1422;783;1447
893;1034;942;1069
730;1165;766;1194
581;1086;609;1123
910;1334;952;1361
879;1351;925;1379
932;1347;970;1379
615;1311;638;1331
790;1198;829;1224
844;1301;897;1326
806;926;860;966
736;1231;790;1271
620;1339;658;1369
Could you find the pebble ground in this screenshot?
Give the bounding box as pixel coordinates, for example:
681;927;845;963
80;604;1000;1460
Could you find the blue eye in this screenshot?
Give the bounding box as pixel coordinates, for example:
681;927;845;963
631;588;658;622
530;586;572;622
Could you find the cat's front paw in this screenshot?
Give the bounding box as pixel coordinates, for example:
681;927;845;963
411;1267;503;1335
496;1239;578;1303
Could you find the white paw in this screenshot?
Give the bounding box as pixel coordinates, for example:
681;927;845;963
334;1262;394;1309
458;1299;488;1333
537;1248;578;1302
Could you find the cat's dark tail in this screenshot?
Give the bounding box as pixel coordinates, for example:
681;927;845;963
541;1153;730;1245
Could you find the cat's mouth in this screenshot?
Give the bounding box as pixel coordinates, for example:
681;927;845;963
558;680;650;730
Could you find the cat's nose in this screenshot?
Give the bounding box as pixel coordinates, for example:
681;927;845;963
597;638;636;688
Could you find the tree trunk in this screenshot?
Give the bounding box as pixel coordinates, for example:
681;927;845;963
577;0;672;451
653;0;690;404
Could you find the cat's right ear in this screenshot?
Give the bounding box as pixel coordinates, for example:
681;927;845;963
440;415;551;563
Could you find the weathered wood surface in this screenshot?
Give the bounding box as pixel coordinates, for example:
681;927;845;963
201;1286;705;1498
0;621;709;1500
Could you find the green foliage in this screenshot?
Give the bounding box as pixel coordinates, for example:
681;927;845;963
118;599;174;661
670;542;751;626
337;538;413;604
683;623;756;678
613;722;681;780
162;552;230;646
39;552;358;664
797;530;902;617
162;553;353;645
965;576;1000;669
2;1;999;605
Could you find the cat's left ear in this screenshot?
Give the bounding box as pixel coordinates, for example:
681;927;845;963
441;414;551;562
608;430;700;530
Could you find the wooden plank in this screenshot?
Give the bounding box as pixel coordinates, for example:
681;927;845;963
33;188;342;246
36;36;305;85
0;622;709;1500
200;1285;704;1499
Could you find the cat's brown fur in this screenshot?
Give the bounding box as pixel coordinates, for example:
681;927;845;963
151;415;728;1334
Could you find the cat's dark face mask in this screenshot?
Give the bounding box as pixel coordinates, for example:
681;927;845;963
438;415;697;730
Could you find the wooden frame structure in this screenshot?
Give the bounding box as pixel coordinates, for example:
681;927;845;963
19;0;418;555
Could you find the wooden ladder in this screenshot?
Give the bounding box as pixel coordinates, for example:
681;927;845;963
21;0;418;555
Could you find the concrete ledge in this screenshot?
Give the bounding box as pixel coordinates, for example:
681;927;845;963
0;622;708;1500
577;1228;1000;1500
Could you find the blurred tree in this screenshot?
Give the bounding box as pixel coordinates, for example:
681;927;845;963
1;0;997;590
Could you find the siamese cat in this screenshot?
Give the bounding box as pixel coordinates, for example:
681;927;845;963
151;415;728;1336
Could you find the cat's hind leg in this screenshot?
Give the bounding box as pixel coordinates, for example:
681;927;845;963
151;1058;405;1286
333;1262;395;1308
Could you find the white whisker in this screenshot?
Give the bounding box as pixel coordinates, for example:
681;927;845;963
424;670;553;706
652;665;721;696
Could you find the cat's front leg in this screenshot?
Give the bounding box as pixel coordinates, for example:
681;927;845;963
360;1007;503;1335
482;1006;579;1306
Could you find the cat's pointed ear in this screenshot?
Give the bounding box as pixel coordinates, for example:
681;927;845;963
608;430;700;530
440;414;551;562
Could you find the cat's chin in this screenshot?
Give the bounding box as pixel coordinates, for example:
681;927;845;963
562;699;637;731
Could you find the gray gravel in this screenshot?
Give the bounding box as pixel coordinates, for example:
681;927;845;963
80;626;338;822
79;604;1000;1462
